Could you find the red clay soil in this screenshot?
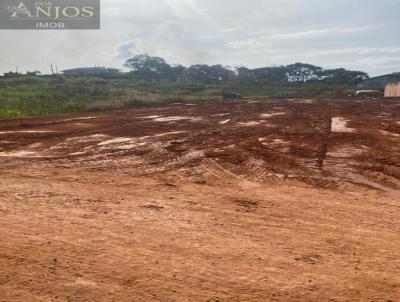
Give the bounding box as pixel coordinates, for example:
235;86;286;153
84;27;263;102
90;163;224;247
0;98;399;301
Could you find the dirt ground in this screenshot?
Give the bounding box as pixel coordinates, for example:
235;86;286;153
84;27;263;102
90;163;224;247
0;98;399;301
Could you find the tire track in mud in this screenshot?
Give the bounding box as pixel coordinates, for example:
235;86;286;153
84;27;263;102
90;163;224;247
308;114;332;170
2;99;399;194
316;115;332;170
141;148;206;176
244;157;285;184
200;158;243;182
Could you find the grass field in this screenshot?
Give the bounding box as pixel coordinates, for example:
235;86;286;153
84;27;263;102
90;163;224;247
0;75;356;118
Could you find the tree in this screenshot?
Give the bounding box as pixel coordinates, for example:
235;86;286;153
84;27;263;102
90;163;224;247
183;64;232;84
124;54;174;81
236;67;255;81
321;68;368;84
122;54;370;85
252;66;289;83
170;64;187;82
285;63;323;82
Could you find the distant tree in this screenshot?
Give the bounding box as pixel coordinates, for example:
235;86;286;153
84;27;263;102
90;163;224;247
285;63;323;82
122;54;369;85
248;63;368;84
252;66;289;83
184;64;232;84
170;64;187;82
236;67;255;81
321;68;369;84
124;54;174;81
124;54;167;72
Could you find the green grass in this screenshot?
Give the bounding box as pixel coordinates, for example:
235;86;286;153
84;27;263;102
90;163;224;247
0;75;357;118
223;81;356;98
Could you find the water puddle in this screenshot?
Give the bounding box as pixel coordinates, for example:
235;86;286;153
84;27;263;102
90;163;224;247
141;115;162;119
0;150;48;158
212;113;230;117
153;116;200;122
219;119;231;125
98;137;133;146
331;117;355;133
154;131;186;137
0;130;57;134
238;121;260;127
44;116;99;124
380;130;400;137
260;112;285;118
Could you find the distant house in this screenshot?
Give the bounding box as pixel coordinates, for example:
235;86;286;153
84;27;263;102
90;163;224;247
26;71;40;76
384;82;400;97
62;67;120;76
3;71;21;78
358;74;400;91
2;71;39;78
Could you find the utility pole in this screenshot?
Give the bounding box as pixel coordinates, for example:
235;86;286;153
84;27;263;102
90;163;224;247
50;64;54;75
55;65;59;74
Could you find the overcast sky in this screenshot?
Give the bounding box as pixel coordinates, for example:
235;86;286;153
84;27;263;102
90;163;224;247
1;0;400;76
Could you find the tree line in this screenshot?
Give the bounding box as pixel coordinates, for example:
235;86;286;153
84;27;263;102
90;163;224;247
124;54;369;85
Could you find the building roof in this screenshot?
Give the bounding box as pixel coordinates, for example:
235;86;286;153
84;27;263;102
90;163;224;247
63;67;119;73
363;73;400;81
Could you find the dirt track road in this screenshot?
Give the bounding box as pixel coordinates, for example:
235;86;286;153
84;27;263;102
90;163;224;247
1;99;400;301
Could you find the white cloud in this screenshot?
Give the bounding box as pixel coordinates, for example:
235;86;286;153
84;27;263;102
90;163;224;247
265;26;374;40
0;0;399;76
311;47;400;57
226;26;375;51
115;39;144;62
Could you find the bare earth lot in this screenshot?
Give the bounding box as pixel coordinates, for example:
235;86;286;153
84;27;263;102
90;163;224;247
0;98;400;301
